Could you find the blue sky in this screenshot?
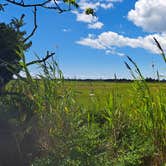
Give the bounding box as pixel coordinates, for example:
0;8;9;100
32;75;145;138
1;0;166;79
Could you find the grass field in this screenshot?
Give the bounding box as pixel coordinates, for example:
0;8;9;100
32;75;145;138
64;81;166;108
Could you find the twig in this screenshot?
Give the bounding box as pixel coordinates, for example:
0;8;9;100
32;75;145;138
53;0;66;13
26;52;55;66
6;0;51;8
0;3;8;11
6;0;68;12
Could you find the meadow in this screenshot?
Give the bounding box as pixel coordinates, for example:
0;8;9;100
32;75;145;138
1;57;165;165
64;81;166;108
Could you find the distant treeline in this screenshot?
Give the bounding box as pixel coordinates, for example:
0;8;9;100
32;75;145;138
13;77;166;83
64;78;166;83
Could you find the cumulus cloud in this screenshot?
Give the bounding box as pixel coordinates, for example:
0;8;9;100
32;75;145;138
128;0;166;33
76;31;166;55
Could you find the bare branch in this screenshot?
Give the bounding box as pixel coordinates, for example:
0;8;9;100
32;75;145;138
6;0;74;40
24;6;37;42
52;0;67;13
26;51;55;66
6;0;69;13
0;3;8;11
6;0;52;8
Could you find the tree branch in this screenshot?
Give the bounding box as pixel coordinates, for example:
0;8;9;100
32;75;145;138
26;51;55;66
0;3;8;11
24;6;37;42
6;0;69;12
6;0;52;8
6;0;73;40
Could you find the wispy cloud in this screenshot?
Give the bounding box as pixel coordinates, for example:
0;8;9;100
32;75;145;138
88;21;104;29
62;28;71;32
78;0;123;10
105;49;126;57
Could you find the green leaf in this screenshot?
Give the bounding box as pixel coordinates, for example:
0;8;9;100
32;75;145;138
85;8;95;16
64;0;79;8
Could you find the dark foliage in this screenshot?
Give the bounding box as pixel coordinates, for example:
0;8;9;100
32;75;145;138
0;18;31;90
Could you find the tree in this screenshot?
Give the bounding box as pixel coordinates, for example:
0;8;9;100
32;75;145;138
0;15;32;91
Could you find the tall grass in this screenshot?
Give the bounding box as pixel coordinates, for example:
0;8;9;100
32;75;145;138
0;40;165;165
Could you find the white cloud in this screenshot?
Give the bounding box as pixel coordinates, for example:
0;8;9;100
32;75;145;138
106;49;125;56
72;11;103;29
72;0;123;30
88;21;104;29
128;0;166;33
100;3;113;9
77;37;105;50
72;11;98;23
76;31;166;55
78;0;101;10
78;0;115;10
